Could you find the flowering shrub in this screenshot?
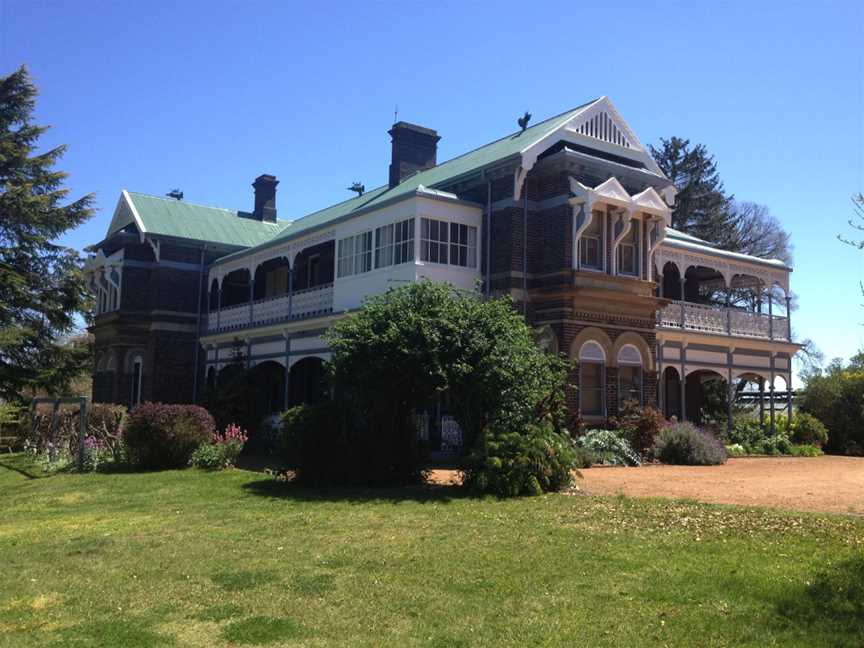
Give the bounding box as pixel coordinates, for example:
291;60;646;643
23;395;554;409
608;401;665;455
577;429;641;466
123;403;215;469
655;423;727;465
82;435;114;471
190;423;248;470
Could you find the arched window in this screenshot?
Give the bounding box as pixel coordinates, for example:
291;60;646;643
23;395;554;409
579;341;606;416
617;344;643;406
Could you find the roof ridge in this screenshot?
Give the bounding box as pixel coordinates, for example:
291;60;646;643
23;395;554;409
126;190;287;225
286;184;389;225
419;98;601;175
281;100;602;223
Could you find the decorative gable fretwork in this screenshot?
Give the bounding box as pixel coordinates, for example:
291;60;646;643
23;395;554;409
572;111;632;148
569;176;672;224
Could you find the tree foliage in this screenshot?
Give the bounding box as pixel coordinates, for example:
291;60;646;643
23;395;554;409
324;281;575;492
729;201;792;264
650;136;737;247
0;66;95;401
797;354;864;455
650;137;792;265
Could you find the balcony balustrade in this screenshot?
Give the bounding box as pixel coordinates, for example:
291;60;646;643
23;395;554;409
658;300;790;341
207;283;334;333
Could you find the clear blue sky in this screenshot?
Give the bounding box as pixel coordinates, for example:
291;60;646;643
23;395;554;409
2;0;862;377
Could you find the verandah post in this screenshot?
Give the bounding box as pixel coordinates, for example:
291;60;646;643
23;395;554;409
726;355;734;439
759;380;765;428
769;354;776;435
680;344;686;422
768;288;774;340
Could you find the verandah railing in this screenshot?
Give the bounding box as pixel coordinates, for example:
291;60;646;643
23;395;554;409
658;300;790;341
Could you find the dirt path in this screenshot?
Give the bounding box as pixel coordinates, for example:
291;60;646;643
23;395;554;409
429;457;864;515
580;456;864;515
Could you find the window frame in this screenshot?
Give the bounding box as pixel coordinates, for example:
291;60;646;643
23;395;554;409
579;341;606;417
617;344;644;407
617;220;640;277
421;217;478;269
579;235;602;270
337;230;373;279
375;218;415;269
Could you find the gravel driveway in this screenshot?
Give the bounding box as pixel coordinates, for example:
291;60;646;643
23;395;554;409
579;456;864;515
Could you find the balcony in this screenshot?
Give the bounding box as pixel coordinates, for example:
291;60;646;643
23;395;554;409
207;283;334;333
659;301;790;341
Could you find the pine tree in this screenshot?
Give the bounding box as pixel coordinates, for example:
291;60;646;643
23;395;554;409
0;66;95;400
649;137;738;248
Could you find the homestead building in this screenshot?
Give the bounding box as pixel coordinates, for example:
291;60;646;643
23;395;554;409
85;97;798;445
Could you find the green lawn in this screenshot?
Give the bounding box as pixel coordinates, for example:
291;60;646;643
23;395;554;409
1;454;862;647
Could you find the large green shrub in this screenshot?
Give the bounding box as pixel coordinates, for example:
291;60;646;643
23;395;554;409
728;417;765;447
777;412;829;447
577;429;641;466
655;423;727;465
750;434;794;456
123;403;215;469
462;422;577;496
282;402;427;486
325;281;574;492
798;360;864;455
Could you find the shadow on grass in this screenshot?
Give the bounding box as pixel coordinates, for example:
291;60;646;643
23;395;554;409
775;554;864;645
0;454;50;479
241;475;470;504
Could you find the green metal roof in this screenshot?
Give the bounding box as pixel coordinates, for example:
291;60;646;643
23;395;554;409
109;192;291;248
212;99;601;265
665;227;716;247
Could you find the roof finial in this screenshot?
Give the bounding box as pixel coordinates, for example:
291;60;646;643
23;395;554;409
518;111;531;132
347;181;365;197
166;189;183;200
394;104;398;124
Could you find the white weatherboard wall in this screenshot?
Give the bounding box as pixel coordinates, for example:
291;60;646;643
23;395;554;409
332;194;482;312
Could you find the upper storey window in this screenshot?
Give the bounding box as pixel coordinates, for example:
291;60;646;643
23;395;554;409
337;231;373;278
617;219;640;276
421;218;478;268
375;218;414;269
579;212;603;270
